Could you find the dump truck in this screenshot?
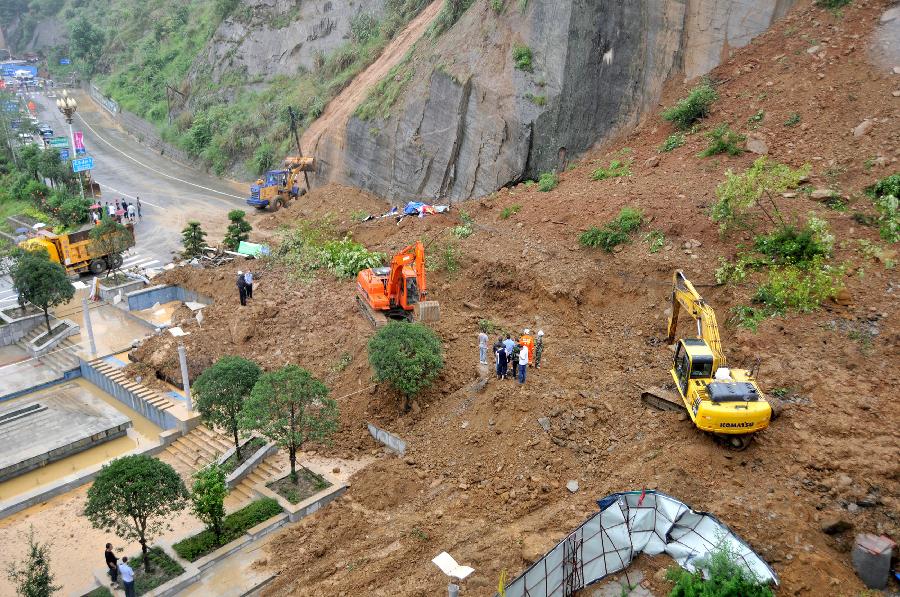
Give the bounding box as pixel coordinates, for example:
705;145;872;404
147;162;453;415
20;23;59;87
19;223;135;275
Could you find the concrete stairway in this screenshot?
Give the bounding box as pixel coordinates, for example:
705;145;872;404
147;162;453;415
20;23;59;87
15;328;80;375
87;358;179;412
227;457;283;508
162;425;232;478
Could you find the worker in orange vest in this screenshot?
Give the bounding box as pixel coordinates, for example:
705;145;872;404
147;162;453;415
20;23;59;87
520;329;535;367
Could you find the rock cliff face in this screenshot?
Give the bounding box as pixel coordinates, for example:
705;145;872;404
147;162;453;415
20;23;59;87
305;0;796;202
191;0;386;84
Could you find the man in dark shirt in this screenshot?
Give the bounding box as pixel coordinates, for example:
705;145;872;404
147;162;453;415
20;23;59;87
105;543;118;587
237;271;247;306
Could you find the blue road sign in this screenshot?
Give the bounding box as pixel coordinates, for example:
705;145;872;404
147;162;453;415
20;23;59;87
72;156;94;172
75;147;86;155
59;58;71;65
59;149;70;160
4;101;17;112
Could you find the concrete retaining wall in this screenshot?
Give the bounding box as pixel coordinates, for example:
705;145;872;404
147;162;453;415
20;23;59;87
88;83;201;170
367;422;407;455
0;307;42;347
25;319;79;357
254;464;347;523
223;441;278;489
79;358;181;430
126;284;212;312
99;278;146;304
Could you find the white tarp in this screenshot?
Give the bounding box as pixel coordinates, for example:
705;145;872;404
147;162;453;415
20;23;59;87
500;490;777;597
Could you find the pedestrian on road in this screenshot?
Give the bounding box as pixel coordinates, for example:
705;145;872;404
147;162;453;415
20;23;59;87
244;270;254;299
535;330;545;368
115;199;121;212
478;325;489;365
118;556;135;597
520;328;535;367
127;202;136;222
106;201;114;217
136;196;142;219
104;543;118;588
518;342;529;384
237;270;247;306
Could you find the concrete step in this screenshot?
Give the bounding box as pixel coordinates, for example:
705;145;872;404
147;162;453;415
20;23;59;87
163;447;198;472
178;435;220;460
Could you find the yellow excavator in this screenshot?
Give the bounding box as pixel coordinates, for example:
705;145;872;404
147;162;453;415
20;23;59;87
641;270;773;449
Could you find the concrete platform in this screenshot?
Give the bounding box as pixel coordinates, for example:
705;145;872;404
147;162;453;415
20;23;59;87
0;382;132;482
0;345;65;398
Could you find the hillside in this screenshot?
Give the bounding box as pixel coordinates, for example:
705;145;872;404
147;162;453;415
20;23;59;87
125;0;899;594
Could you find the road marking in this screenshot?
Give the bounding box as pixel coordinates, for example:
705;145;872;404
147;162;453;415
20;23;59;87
74;111;245;200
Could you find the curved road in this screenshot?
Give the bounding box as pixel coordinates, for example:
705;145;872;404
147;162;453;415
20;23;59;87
31;89;249;267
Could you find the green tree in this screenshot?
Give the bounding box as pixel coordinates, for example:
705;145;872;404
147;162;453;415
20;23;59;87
368;322;444;411
190;463;227;542
192;355;261;459
5;528;60;597
83;455;188;572
241;365;338;481
10;249;74;335
90;219;133;276
181;221;207;259
223;209;251;250
69;17;105;74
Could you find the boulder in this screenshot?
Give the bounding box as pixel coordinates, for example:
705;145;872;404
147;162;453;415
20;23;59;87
853;120;874;138
810;188;836;200
746;137;769;154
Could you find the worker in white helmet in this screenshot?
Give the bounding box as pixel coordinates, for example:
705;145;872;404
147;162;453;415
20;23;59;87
535;330;545;368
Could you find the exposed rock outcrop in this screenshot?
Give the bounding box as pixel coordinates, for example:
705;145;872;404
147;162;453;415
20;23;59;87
305;0;797;202
190;0;387;85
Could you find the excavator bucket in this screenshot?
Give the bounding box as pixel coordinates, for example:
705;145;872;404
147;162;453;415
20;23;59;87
284;156;315;171
415;300;441;324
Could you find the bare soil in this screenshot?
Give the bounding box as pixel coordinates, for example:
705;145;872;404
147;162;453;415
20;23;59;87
129;1;899;595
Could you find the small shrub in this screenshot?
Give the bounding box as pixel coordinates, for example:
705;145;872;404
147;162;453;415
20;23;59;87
500;204;521;219
538;172;558;192
428;243;461;276
319;237;385;278
525;93;546;106
866;173;900;242
490;0;503;13
753;258;845;315
814;0;851;8
591;159;632;181
452;210;474;238
172;498;282;561
579;207;643;252
698;123;745;157
747;109;764;125
662;80;718;130
428;0;475;38
784;112;801;127
643;230;665;253
752;221;832;266
731;305;767;331
659;133;685;153
858;239;896;269
868;173;900;199
512;44;533;72
350;209;368;222
666;543;774;597
250;143;275;175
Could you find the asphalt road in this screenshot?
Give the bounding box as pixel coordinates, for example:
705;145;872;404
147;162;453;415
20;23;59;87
29;88;249;268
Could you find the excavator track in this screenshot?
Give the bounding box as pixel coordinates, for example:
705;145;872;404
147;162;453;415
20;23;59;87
356;295;388;328
640;386;685;412
714;433;753;451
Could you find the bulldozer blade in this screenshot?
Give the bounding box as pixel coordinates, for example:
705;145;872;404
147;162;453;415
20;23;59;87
356;295;388;328
416;300;441;324
640;386;685;412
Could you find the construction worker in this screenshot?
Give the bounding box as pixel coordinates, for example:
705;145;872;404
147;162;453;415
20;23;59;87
518;341;529;384
478;325;489;365
494;337;507;380
535;330;545;368
509;341;521;380
237;271;247;306
520;328;535;366
244;270;254;299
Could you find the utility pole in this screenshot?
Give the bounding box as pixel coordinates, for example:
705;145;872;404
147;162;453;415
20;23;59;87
177;343;193;411
288;106;311;192
81;294;97;355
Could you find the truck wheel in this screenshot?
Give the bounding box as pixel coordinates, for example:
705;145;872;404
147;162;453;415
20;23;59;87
107;254;123;269
88;259;105;275
272;199;282;212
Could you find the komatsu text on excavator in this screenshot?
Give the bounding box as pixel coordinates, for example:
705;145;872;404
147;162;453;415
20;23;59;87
641;270;773;449
356;240;440;327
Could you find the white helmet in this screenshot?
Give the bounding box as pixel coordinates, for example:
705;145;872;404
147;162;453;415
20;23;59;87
524;328;530;334
237;270;243;275
538;330;544;336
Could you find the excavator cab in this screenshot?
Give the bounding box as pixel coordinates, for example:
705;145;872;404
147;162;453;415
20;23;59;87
673;339;715;397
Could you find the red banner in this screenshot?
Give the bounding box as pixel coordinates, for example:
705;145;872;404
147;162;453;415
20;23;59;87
74;131;85;151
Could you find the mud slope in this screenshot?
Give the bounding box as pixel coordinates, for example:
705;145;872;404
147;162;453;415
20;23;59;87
132;0;898;594
306;0;798;201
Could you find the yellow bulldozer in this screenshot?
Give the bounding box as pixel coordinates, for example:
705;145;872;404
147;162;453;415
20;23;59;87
641;270;773;450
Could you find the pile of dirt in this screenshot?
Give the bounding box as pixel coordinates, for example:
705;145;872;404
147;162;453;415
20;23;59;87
130;1;899;594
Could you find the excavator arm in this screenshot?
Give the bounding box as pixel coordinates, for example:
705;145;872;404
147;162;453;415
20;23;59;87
666;270;726;366
384;241;424;305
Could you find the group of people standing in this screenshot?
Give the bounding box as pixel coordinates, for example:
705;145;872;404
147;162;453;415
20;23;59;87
237;269;254;306
90;196;142;225
478;327;545;385
105;543;135;596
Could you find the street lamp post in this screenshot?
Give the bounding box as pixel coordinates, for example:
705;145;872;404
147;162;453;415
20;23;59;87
56;90;85;202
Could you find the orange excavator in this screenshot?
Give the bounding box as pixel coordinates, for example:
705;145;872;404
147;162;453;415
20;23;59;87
356;240;441;327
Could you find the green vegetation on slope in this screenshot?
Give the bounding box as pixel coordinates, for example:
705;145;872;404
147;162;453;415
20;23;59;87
8;0;430;176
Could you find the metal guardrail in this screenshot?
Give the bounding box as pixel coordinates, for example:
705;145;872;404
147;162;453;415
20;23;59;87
89;83;119;114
